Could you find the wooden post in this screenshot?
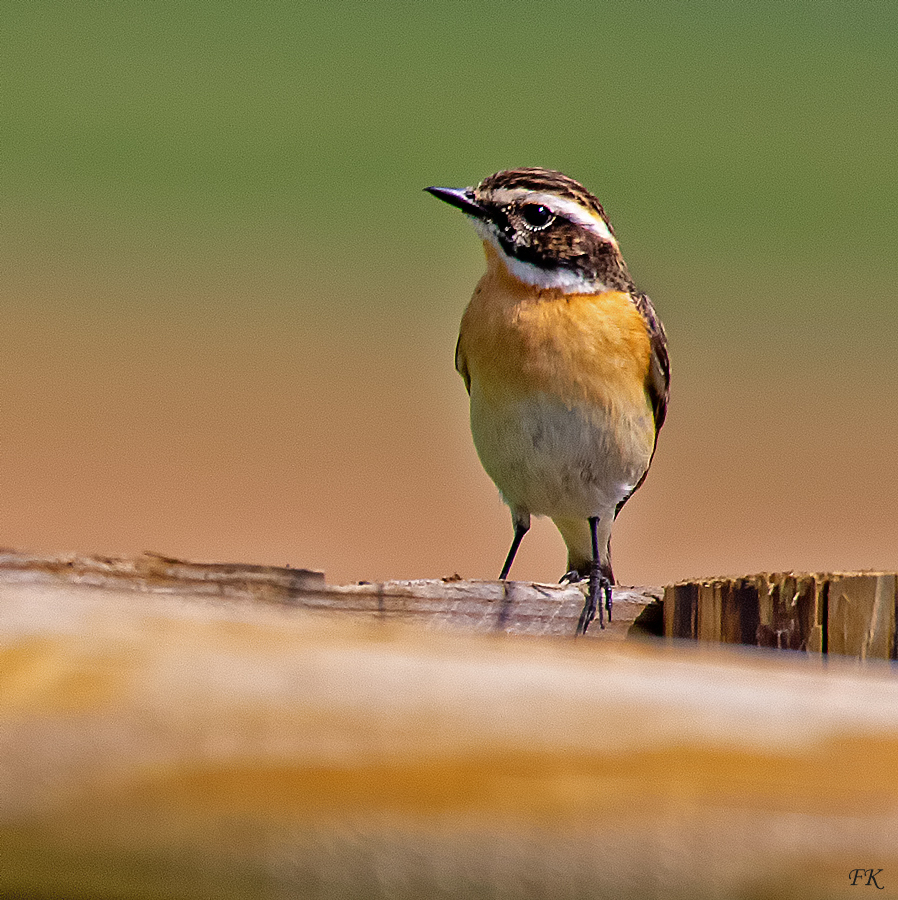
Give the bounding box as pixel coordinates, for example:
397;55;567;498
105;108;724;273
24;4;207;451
828;573;896;659
665;572;895;658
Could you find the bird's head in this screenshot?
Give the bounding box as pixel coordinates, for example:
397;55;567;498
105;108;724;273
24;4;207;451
426;167;631;293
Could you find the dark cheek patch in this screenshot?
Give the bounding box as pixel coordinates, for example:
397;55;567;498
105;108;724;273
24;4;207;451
508;222;615;282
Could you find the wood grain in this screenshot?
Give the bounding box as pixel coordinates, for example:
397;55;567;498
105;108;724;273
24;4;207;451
665;571;898;659
0;549;662;639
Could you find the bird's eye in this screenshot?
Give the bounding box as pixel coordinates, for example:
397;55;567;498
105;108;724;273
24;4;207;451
520;204;554;230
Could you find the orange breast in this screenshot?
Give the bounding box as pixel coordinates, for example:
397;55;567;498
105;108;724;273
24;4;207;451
457;243;653;419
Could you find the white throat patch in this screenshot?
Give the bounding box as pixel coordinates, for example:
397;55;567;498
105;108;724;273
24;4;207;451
471;220;612;294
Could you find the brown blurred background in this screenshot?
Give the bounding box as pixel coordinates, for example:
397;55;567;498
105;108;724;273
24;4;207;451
2;3;896;587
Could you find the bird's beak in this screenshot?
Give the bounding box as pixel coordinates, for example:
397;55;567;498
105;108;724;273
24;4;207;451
424;186;487;220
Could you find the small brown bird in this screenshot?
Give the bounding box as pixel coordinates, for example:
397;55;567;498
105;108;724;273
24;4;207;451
426;168;669;632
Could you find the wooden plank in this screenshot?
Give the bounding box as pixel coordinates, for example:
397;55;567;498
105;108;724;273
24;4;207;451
0;549;661;640
666;572;889;657
663;580;697;639
1;578;898;899
696;581;722;642
721;577;761;645
756;572;824;652
828;573;897;659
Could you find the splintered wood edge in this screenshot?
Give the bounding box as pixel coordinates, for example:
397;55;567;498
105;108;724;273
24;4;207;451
664;571;898;659
0;550;663;639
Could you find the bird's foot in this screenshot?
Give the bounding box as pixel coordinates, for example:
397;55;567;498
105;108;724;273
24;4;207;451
576;569;613;635
559;570;583;585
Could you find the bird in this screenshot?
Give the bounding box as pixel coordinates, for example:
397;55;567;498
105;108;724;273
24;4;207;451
425;168;669;633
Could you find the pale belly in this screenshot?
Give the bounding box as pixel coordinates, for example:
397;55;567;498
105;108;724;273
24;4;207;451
469;383;655;520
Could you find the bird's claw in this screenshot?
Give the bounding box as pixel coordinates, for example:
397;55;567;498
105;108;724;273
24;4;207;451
559;570;583;585
576;571;613;635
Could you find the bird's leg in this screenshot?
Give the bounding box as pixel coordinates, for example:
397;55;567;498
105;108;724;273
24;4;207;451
576;516;611;634
499;515;530;581
605;571;613;622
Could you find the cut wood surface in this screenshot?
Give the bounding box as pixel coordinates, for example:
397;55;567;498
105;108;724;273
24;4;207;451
2;551;898;899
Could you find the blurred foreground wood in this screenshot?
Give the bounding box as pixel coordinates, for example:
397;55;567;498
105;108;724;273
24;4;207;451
2;551;898;899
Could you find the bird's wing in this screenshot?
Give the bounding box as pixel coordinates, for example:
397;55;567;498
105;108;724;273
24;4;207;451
455;334;472;394
633;290;670;432
614;291;670;518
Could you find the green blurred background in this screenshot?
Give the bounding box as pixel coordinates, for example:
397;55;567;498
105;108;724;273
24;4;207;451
2;2;896;585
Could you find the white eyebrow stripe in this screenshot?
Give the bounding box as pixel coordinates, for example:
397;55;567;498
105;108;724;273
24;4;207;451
484;188;616;244
527;193;617;244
